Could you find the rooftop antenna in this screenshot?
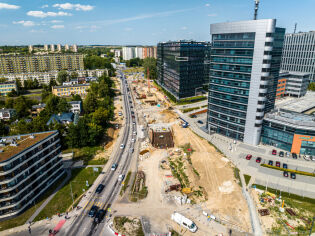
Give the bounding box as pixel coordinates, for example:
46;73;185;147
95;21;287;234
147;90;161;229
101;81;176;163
254;0;260;20
294;23;297;33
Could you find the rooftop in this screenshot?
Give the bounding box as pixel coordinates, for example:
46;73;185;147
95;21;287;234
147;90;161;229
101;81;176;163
0;131;56;162
53;83;90;89
280;71;310;77
265;109;315;129
275;92;315;113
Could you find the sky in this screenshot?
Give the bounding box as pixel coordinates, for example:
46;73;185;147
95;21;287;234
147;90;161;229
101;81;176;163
0;0;314;46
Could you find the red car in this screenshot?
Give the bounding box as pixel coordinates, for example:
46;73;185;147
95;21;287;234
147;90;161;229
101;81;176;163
256;157;262;163
276;161;280;167
272;149;277;155
246;154;252;160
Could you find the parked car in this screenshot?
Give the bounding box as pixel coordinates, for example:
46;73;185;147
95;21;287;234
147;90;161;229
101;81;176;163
131;138;135;142
272;149;277;155
246;154;252;160
95;184;105;194
129;148;134;153
283;163;288;169
120;144;125;149
256;157;262;163
279;151;284;157
94;209;105;223
283;171;289;177
111;163;118;171
290;173;296;179
197;120;204;124
276;161;280;167
292;153;298;159
88;205;99;217
191;115;197;118
268;160;273;166
286;152;290;158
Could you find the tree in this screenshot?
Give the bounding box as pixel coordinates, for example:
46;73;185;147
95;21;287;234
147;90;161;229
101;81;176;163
83;92;98;114
57;70;68;84
0;121;8;136
143;57;157;80
71;94;82;102
13;96;32;118
70;72;78;80
308;82;315;91
91;107;110;127
56;98;70;113
7;89;18;97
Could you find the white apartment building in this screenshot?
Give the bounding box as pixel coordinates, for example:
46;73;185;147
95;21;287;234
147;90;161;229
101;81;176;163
65;44;69;51
57;44;61;52
72;44;78;53
122;47;135;60
50;44;55;52
135;47;144;59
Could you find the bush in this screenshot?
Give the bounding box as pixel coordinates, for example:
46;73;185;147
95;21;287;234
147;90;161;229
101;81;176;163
261;164;315;177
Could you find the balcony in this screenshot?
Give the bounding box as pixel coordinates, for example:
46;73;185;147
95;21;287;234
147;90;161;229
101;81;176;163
264;46;273;51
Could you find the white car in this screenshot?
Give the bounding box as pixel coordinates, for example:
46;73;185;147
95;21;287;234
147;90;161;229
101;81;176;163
118;174;125;181
120;144;125;149
131;138;135;142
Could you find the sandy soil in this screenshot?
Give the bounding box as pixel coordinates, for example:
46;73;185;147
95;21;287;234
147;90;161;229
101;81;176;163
172;124;251;232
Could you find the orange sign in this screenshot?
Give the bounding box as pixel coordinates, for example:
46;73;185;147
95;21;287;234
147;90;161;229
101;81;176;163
291;134;315;154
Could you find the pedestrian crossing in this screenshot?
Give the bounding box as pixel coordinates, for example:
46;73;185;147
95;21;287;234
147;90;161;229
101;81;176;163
82;198;106;214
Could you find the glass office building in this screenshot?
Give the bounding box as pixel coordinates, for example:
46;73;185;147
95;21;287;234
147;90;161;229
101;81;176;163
157;41;211;100
207;19;285;145
262;109;315;155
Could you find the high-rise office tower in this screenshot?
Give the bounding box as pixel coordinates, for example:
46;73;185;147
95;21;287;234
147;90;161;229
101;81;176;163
50;44;55;52
65;44;69;51
57;44;62;52
207;19;285;145
281;31;315;82
157;41;211;100
72;44;78;53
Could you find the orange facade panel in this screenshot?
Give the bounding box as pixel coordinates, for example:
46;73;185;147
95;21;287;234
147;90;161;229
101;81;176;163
291;134;315;154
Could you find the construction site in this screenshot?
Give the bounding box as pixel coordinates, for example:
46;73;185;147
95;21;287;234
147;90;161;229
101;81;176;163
113;71;252;235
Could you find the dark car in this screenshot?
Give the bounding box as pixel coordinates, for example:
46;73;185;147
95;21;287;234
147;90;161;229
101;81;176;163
268;160;273;166
276;161;280;167
283;163;288;169
283;171;289;177
292;153;298;159
256;157;262;163
95;184;105;194
290;173;296;179
190;115;197;118
279;151;284;157
246;154;252;160
272;149;277;155
197;120;204;124
88;205;99;217
94;209;106;223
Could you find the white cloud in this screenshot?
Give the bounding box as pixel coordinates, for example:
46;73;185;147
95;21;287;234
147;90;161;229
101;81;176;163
181;26;187;30
41;4;49;8
0;2;20;9
13;20;35;27
51;25;65;29
124;27;133;32
205;3;210;7
207;13;217;17
53;3;94;11
27;11;72;18
51;20;63;23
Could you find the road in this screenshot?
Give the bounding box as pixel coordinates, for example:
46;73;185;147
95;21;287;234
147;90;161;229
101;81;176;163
62;70;137;236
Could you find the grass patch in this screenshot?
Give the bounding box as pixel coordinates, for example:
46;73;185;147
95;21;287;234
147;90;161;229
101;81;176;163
244;174;251;186
120;171;132;195
176;96;207;105
192;167;200;177
233;167;242;187
63;146;103;165
170;230;181;236
87;158;108;165
181;107;200;113
0;173;66;232
34;167;101;221
261;164;315;177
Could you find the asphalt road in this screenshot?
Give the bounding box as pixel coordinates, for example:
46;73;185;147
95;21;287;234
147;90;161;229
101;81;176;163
62;71;137;236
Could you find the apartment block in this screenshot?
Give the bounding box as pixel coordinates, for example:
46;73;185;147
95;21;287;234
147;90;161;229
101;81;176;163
207;19;285;145
281;31;315;82
277;72;310;98
157;41;211;100
0;131;64;219
0;81;18;96
122;47;135;60
52;84;90;97
0;54;84;74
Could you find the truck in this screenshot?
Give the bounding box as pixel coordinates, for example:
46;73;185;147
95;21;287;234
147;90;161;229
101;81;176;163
171;212;198;233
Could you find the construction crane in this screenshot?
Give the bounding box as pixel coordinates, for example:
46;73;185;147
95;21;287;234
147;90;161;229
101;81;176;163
254;0;260;20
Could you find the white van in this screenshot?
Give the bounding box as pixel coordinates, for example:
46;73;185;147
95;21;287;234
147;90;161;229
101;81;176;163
171;212;198;233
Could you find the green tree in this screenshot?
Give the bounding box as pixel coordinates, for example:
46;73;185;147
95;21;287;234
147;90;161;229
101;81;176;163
7;89;18;97
83;92;98;114
71;94;82;102
0;121;8;136
13;96;32;118
143;57;157;80
70;72;78;80
0;78;7;83
33;78;40;88
91;107;110;127
57;98;70;113
5;98;14;108
57;70;68;84
308;82;315;91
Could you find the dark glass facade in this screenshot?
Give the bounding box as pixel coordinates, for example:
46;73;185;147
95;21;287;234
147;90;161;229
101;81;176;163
157;41;211;100
208;32;255;141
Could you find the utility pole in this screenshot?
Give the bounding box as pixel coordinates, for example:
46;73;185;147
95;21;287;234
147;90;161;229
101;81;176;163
254;0;260;20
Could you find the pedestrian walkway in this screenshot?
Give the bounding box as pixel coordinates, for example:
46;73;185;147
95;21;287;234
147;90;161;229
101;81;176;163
26;169;72;223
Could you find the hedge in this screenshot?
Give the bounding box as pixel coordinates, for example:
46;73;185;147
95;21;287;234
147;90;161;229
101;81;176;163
261;164;315;177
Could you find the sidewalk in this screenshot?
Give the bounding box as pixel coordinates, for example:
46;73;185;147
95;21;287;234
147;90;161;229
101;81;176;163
26;169;72;223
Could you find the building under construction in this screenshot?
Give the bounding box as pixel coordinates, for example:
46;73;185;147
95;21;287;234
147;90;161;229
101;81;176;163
149;125;174;149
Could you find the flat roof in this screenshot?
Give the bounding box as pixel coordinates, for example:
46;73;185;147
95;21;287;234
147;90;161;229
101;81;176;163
265;109;315;130
0;131;56;162
53;83;90;89
275;92;315;113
